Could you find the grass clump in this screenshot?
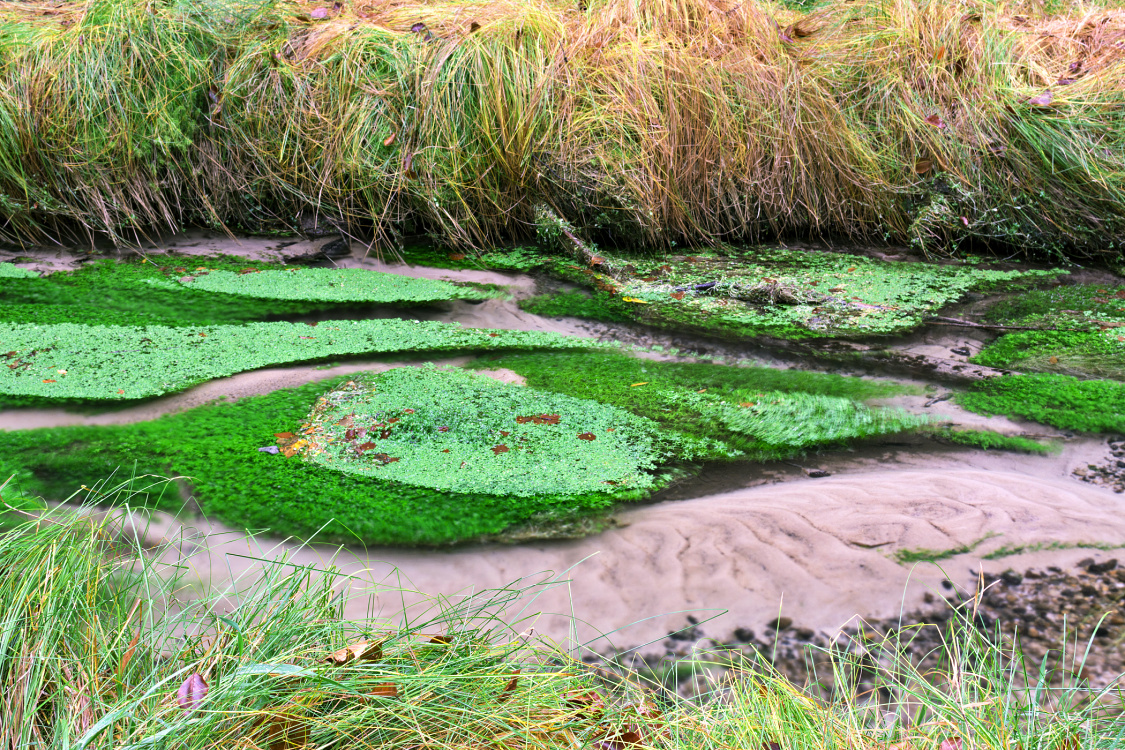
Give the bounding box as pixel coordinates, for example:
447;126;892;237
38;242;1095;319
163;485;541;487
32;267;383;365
549;247;1057;339
300;366;682;497
469;350;923;457
178;266;499;303
958;373;1125;433
974;330;1125;381
0;319;605;401
984;283;1125;331
3;0;1125;255
931;427;1056;454
3;496;1125;749
0;373;659;545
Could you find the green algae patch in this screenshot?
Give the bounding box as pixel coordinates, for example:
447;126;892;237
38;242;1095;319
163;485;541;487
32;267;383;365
299;367;670;497
177;267;499;303
548;247;1058;339
0;320;605;401
930;428;1056;454
469;351;923;458
975;283;1125;381
973;330;1125;381
958;374;1125;433
0;264;37;278
0;374;668;545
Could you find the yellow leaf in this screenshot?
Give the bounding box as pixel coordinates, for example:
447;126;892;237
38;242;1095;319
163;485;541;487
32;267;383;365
630;382;648;387
621;297;648;304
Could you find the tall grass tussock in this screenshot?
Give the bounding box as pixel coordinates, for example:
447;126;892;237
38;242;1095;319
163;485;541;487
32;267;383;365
2;482;1125;748
0;0;1124;256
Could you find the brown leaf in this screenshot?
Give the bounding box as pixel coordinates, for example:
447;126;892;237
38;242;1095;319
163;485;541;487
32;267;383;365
497;670;520;702
577;432;596;441
565;690;605;717
369;682;398;698
671;291;685;300
356;441;377;453
934;45;946;61
423;633;452;644
449;253;465;261
1028;90;1054;107
492;444;510;454
344;428;357;441
239;268;261;275
177;673;208;712
383;132;396;147
914;158;933;174
925;114;947;129
264;713;309;750
1049;355;1059;364
274;432;296;439
310;7;328;19
590;256;605;266
325;640;383;665
470;21;480;32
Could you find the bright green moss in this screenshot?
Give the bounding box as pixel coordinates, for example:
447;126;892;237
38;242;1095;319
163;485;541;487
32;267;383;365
984;283;1125;331
177;267;498;303
972;330;1125;381
518;291;631;324
468;351;922;457
0;375;657;545
0;264;37;278
931;427;1055;454
957;374;1125;433
0;319;606;401
301;366;679;497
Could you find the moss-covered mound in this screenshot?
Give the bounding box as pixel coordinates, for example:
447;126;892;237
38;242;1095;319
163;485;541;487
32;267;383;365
532;247;1057;339
0;319;605;402
469;351;925;458
958;374;1125;433
0;257;496;328
298;366;676;497
0;372;670;545
176;266;498;303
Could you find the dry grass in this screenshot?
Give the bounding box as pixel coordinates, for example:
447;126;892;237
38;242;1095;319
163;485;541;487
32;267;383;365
0;0;1124;256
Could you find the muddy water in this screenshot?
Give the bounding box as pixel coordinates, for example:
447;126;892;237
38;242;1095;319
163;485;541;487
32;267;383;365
2;235;1124;656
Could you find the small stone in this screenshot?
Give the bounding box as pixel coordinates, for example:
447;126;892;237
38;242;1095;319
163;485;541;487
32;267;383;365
258;446;280;454
1089;559;1118;575
1001;570;1023;586
796;627;815;640
733;627;755;642
767;617;793;632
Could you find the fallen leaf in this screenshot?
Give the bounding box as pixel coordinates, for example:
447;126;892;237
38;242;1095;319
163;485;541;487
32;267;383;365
1028;90;1054;107
630;382;648;387
740;402;756;407
925;114;947;129
590;256;605;265
1049;355;1059;364
42;379;55;383
469;21;480;32
367;682;398;698
263;713;309;750
383;132;396;147
449;253;465;260
762;742;782;750
239;268;260;275
489;333;500;337
442;448;450;453
577;432;596;441
310;7;328;18
492;445;510;454
939;739;963;750
621;297;648;303
411;22;426;32
274;432;296;439
177;673;209;711
934;45;946;61
670;291;685;300
565;690;605;717
345;428;357;441
914;158;934;174
325;640;383;665
117;389;124;394
423;633;452;644
497;670;520;702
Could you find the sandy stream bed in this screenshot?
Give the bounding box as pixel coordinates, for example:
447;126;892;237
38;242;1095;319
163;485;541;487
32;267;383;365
3;235;1124;656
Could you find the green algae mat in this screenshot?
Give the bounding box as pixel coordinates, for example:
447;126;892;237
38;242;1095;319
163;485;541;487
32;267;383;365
524;247;1058;339
0;319;605;401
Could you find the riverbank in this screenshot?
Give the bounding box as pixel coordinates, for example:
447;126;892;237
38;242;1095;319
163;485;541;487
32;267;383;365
2;0;1125;258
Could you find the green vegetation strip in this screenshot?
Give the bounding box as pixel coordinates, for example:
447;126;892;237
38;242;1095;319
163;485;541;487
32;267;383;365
0;320;605;400
546;247;1057;338
0;374;645;545
958;374;1125;433
300;366;683;497
468;351;924;459
931;428;1055;455
177;266;498;303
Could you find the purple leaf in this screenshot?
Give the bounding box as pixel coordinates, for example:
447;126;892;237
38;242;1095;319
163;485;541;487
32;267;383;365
177;673;209;712
310;7;328;19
